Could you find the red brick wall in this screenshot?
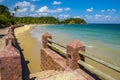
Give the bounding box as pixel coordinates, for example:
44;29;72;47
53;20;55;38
40;48;67;71
0;45;22;80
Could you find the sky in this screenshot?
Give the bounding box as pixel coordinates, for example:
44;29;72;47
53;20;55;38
0;0;120;23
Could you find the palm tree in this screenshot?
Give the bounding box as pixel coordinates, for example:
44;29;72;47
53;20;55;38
13;6;19;17
14;6;19;12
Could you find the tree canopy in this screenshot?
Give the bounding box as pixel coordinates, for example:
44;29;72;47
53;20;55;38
0;5;9;15
0;5;11;27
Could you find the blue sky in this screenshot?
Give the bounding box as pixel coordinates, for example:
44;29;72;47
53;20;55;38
0;0;120;23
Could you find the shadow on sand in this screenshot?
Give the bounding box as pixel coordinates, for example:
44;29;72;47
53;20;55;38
14;37;36;80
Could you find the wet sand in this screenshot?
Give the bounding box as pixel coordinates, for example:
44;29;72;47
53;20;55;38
14;25;42;73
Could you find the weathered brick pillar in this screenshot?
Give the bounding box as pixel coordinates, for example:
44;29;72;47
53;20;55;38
5;33;15;46
0;44;22;80
66;39;85;70
8;27;14;34
42;32;52;48
41;32;52;70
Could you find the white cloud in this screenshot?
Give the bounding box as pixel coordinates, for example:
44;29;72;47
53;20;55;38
29;13;48;17
29;13;38;17
64;8;71;11
14;1;36;12
84;14;117;23
52;1;62;5
30;5;35;11
104;15;111;20
95;14;102;19
49;8;63;13
87;7;93;12
64;15;70;18
85;14;103;20
101;10;105;12
36;6;63;13
85;15;93;19
112;9;116;12
38;13;48;16
15;1;30;7
36;6;48;13
0;0;3;2
74;16;81;18
101;9;116;13
30;0;40;1
84;14;120;23
107;9;116;12
54;8;63;12
18;8;28;12
59;14;70;19
95;14;102;17
13;1;37;17
48;8;63;13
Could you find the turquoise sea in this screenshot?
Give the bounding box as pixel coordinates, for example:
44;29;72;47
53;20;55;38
31;24;120;67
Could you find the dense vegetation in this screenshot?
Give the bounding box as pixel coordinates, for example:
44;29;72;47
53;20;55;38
61;18;86;24
0;5;87;28
0;5;11;27
14;16;59;24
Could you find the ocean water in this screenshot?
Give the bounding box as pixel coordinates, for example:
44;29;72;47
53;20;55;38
30;24;120;67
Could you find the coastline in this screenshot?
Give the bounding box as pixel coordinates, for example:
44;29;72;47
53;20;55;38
15;24;50;36
14;24;42;73
14;24;120;79
15;25;33;36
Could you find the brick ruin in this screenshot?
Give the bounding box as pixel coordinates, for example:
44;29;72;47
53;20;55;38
0;26;22;80
0;26;94;80
40;32;94;80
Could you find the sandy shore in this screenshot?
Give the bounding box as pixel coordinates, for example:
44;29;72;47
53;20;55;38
14;24;42;73
15;24;50;36
15;25;33;36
